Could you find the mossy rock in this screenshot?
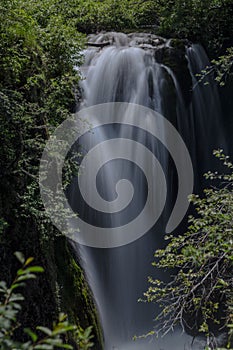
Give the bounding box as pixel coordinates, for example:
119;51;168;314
54;237;104;350
169;38;186;50
154;40;193;106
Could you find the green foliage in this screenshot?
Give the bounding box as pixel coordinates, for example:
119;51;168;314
76;326;94;350
212;47;233;86
150;0;233;55
54;0;158;33
0;0;85;242
0;2;102;346
131;1;159;27
72;0;136;33
0;252;94;350
143;150;233;349
197;47;233;87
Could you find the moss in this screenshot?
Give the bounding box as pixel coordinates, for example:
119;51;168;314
54;237;104;350
0;210;103;349
170;38;186;50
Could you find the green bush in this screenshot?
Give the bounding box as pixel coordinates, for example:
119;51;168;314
151;0;233;55
143;151;233;349
0;252;94;350
73;0;136;33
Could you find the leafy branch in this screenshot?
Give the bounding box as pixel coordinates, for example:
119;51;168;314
0;252;94;350
143;150;233;349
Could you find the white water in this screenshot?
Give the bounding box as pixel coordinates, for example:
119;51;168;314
68;33;227;349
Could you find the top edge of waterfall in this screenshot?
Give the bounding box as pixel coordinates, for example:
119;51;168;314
86;31;193;49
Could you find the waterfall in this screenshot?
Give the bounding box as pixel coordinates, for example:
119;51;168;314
66;33;227;349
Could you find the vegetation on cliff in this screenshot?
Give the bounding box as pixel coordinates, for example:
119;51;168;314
0;0;102;348
144;152;233;349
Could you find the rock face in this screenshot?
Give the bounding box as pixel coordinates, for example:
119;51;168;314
154;38;193;106
0;193;103;349
55;237;104;350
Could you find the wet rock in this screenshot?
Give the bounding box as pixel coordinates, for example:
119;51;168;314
154;39;192;105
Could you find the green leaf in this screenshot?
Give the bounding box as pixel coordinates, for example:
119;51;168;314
26;266;44;273
9;293;25;302
25;257;34;266
17;274;37;282
14;252;25;264
55;344;73;349
36;326;52;336
0;281;7;292
11;283;25;291
24;328;38;342
58;313;67;322
34;345;53;350
17;268;28;276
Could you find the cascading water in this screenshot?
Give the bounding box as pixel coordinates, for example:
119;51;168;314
67;33;227;349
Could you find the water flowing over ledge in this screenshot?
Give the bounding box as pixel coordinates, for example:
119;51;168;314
67;32;228;349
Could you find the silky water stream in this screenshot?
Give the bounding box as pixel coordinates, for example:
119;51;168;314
66;33;227;350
